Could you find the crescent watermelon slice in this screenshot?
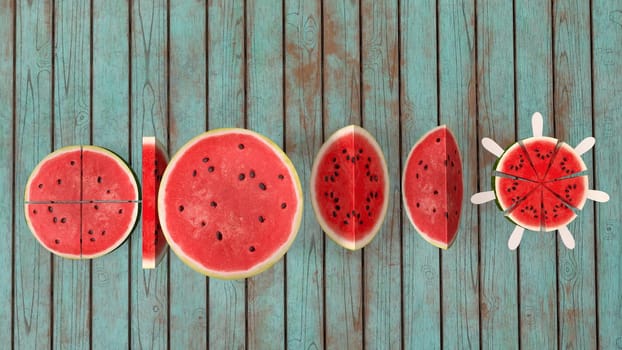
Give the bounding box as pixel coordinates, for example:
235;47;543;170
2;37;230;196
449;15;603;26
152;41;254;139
142;137;169;268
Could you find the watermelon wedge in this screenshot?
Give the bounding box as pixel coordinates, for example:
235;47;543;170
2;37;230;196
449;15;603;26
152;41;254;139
472;112;609;249
158;128;303;279
25;146;139;259
310;125;389;250
142;137;169;269
402;125;463;249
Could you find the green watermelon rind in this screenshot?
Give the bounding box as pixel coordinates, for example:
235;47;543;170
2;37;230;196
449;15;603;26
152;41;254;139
158;128;303;280
310;125;390;251
24;145;139;259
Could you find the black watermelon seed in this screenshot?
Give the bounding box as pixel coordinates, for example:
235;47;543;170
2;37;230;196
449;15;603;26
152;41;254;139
335;164;340;170
202;157;209;163
346;213;351;218
330;176;335;182
97;176;102;183
238;144;245;149
258;216;265;223
445;212;449;218
359;149;363;153
281;202;287;209
436;138;441;143
324;176;329;182
342;149;347;154
259;183;267;190
208;166;215;172
433;190;438;195
118;209;123;214
416;203;420;208
88;229;93;235
38;183;43;189
216;231;223;240
179;205;184;212
278;174;284;180
346;155;350;161
334;172;339;177
330;192;334;198
54;239;60;244
418;160;423;165
343;220;348;225
60;218;66;223
359;220;363;225
57;179;62;185
335;205;341;211
249;246;256;252
32;209;37;214
201;221;206;226
94;205;99;210
239;173;245;181
106;189;111;194
249;170;256;178
416;173;419;179
90;237;96;242
424;165;428;170
332;211;337;217
332;157;337;162
368;157;372;162
70;160;75;166
210;201;217;207
366;171;370;176
192;170;197;177
432;208;436;213
101;230;106;236
366;205;370;210
48;206;53;213
333;198;339;203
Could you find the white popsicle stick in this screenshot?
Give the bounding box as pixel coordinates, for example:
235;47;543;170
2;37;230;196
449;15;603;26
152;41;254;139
587;189;610;202
558;226;576;249
574;137;595;156
471;191;496;204
482;138;504;157
532;112;544;137
508;226;525;250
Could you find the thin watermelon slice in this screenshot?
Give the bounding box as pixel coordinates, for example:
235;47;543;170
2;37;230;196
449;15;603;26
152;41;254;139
543;142;587;181
402;125;463;249
158;128;303;279
142;137;169;269
519;136;559;181
493;177;540;212
24;146;139;259
495;142;538;181
310;125;389;250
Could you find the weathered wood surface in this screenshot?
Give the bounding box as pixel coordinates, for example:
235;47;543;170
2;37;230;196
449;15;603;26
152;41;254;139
1;0;620;348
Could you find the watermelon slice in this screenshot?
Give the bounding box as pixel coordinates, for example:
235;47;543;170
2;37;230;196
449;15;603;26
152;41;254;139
24;146;139;259
158;128;303;279
310;125;389;250
402;125;463;249
472;112;609;249
142;137;169;269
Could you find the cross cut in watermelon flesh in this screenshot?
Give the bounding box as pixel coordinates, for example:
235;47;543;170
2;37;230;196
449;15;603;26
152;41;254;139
311;125;389;250
24;146;139;259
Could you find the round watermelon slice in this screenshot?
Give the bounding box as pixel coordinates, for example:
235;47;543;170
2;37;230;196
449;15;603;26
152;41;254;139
310;125;389;250
472;112;610;249
142;137;169;269
402;125;463;249
158;128;303;279
25;146;139;259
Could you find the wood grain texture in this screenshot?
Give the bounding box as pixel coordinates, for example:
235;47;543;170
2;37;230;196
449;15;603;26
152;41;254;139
168;1;208;348
553;1;597;348
476;1;519;348
593;0;622;348
91;0;131;349
322;0;363;349
284;0;324;349
130;0;168;348
52;0;91;348
514;1;558;348
399;0;441;348
0;0;14;346
438;0;480;348
245;0;286;348
360;0;401;348
207;1;247;348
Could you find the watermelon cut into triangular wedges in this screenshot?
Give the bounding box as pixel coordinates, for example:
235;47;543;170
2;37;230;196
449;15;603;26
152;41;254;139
142;137;169;268
158;128;303;279
310;125;389;250
25;146;139;259
402;125;464;249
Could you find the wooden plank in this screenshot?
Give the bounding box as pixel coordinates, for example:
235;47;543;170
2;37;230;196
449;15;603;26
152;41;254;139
553;1;597;348
13;1;53;348
399;0;441;347
514;1;558;348
284;0;324;348
206;0;247;348
475;1;518;348
52;0;91;348
245;0;285;347
360;0;401;348
91;0;131;348
438;0;480;348
130;0;168;348
168;0;208;348
322;0;363;348
592;0;622;348
0;0;14;346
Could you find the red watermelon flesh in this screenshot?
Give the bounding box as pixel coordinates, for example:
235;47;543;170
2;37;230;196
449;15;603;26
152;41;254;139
311;125;389;250
493;177;539;212
142;137;169;269
519;136;559;181
158;128;302;279
24;146;139;259
544;175;589;210
543;142;587;181
541;187;577;232
402;125;463;249
495;142;538;181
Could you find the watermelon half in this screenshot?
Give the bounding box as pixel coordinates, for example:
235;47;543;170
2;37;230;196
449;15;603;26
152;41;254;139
402;125;463;249
142;137;169;268
25;146;139;259
158;128;303;279
310;125;389;250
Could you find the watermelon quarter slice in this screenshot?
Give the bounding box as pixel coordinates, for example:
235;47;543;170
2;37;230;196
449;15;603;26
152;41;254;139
310;125;389;250
142;137;169;269
158;128;303;279
25;146;139;259
402;125;464;249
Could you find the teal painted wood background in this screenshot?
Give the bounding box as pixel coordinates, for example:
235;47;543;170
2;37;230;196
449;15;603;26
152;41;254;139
1;0;621;348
